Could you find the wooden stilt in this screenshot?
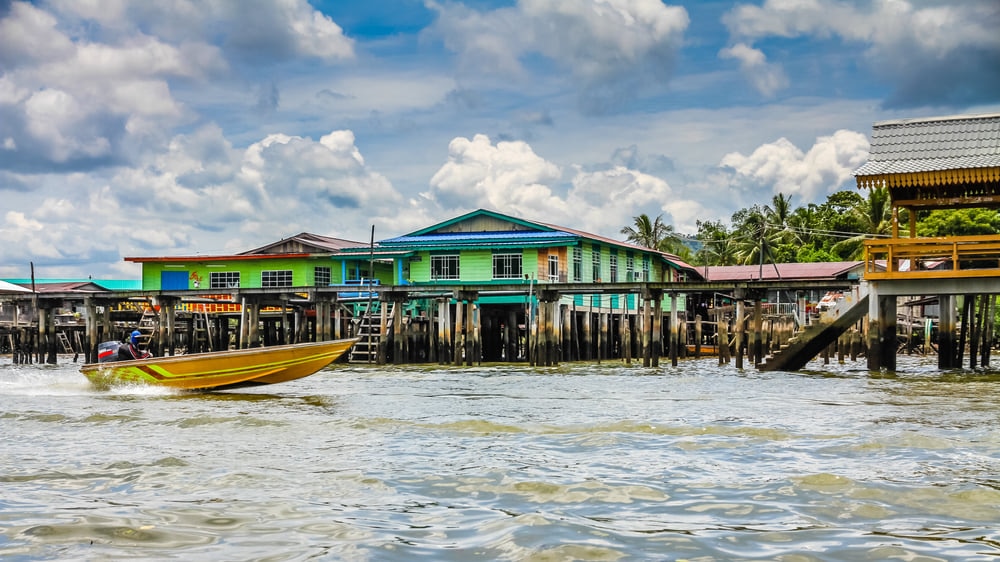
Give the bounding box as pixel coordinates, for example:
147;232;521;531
735;297;745;369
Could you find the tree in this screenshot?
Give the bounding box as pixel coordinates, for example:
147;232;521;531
830;186;892;260
693;220;737;266
916;208;1000;237
620;213;682;254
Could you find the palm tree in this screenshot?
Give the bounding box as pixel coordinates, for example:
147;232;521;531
621;213;682;253
831;186;892;260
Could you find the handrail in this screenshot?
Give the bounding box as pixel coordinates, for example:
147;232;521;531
863;235;1000;280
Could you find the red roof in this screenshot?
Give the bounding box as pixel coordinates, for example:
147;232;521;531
703;262;863;282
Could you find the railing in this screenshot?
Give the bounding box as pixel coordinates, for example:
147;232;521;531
864;235;1000;279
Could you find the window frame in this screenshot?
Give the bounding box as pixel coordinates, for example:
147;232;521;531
492;252;523;280
430;254;460;280
314;266;331;286
209;271;241;289
261;269;293;288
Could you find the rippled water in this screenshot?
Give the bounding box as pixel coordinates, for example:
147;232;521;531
3;354;1000;561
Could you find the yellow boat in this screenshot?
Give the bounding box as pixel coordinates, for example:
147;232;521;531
81;338;358;391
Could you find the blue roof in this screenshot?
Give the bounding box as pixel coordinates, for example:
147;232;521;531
380;231;577;248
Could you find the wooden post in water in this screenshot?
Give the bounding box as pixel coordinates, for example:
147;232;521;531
454;297;465;366
641;297;652;367
718;320;730;364
982;295;995;368
651;292;662;367
599;309;609;363
669;293;679;367
694;314;702;358
468;301;477;366
393;296;405;364
734;295;745;369
85;297;97;363
938;295;957;369
752;299;763;366
561;304;570;362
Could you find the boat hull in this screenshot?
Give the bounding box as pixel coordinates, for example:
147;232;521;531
81;338;358;391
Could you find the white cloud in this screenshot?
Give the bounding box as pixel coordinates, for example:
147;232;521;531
427;134;564;213
426;134;695;240
719;129;870;202
427;0;689;112
722;0;1000;106
719;43;788;97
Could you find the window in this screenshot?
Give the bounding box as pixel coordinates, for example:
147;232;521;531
626;255;635;281
548;255;559;281
314;266;331;286
609;254;618;282
262;270;293;287
493;253;522;279
572;247;582;282
592;245;601;281
210;271;240;289
431;254;460;280
642;257;650;282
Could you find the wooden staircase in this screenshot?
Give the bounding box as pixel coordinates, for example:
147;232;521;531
349;301;394;363
759;295;869;371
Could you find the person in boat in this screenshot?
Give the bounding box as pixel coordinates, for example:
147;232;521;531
119;330;152;360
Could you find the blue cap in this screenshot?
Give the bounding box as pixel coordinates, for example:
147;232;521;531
131;330;141;343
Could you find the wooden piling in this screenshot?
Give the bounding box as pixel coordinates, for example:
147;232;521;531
734;298;745;369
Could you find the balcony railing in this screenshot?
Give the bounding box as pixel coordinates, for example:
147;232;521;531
863;235;1000;280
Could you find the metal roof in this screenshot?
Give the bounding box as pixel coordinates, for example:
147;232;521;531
854;112;1000;177
703;262;864;282
0;279;33;293
379;230;577;247
241;232;368;255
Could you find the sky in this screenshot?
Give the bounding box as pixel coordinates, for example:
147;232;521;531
1;0;999;280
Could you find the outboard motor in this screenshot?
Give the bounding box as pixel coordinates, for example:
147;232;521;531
97;341;122;363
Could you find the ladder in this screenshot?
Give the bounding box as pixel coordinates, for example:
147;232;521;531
191;311;213;352
137;307;158;346
56;331;74;353
348;301;394;363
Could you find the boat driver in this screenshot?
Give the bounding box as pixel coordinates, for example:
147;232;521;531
119;330;152;360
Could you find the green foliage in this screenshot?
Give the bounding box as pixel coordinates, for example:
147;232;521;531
916;209;1000;237
633;187;1000;267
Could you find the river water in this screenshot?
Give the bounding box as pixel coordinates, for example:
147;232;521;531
2;355;999;561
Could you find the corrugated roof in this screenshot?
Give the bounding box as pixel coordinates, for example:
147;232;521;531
380;231;576;247
854;112;1000;176
703;262;863;282
241;232;368;255
0;279;33;293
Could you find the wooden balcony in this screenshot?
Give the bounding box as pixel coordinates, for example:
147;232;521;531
864;235;1000;280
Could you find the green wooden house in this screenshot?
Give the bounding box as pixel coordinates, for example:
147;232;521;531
127;233;393;291
346;208;702;311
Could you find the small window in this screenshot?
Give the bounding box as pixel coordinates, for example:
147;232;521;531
493;253;522;279
210;271;240;289
572;247;582;282
314;266;331;286
626;255;635;281
609;254;618;283
430;255;460;280
262;270;293;287
548;255;559;282
592;246;601;281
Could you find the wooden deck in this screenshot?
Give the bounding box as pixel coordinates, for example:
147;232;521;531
864;234;1000;280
